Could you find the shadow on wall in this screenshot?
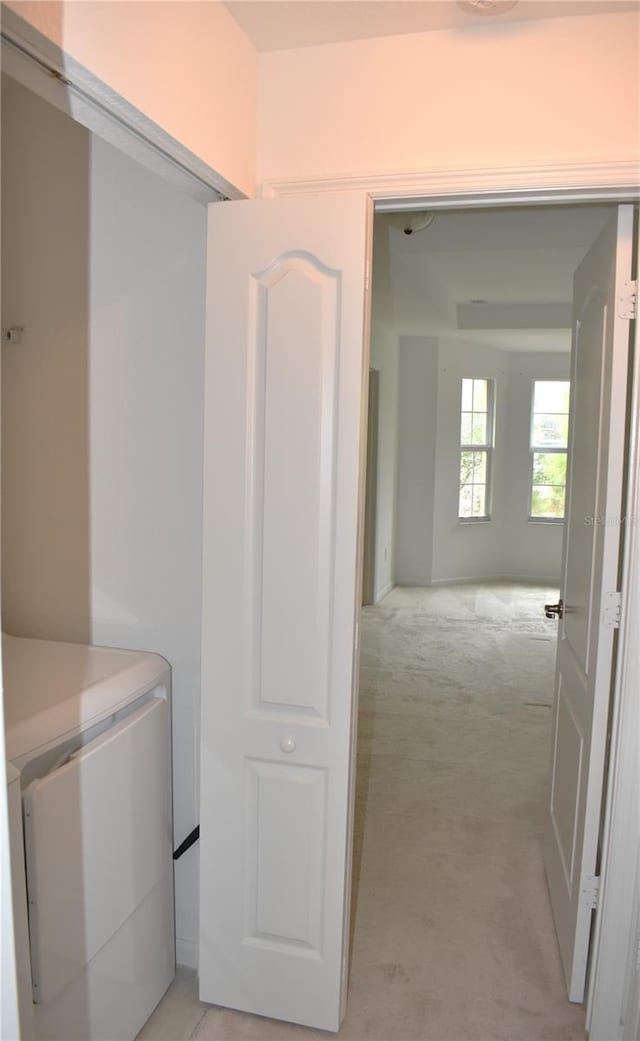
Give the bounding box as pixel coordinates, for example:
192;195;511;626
1;72;91;643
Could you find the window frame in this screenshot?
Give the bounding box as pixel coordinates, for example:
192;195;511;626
458;377;495;523
528;378;570;523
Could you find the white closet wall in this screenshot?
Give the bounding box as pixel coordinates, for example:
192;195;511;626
1;75;207;966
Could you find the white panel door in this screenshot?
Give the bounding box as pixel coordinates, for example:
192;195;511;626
199;193;371;1031
544;205;635;1002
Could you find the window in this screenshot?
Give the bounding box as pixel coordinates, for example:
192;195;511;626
530;380;570;520
459;377;494;520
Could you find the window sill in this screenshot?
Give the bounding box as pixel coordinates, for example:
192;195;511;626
457;517;492;524
527;517;565;525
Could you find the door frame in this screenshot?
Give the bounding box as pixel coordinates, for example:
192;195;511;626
362;368;380;606
270;174;639;1040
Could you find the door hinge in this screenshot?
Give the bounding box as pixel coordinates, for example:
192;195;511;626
364;258;371;292
603;590;622;629
581;874;600;911
2;326;24;344
619;280;638;319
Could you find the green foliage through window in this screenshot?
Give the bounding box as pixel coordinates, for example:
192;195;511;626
530;381;570;519
459;379;493;519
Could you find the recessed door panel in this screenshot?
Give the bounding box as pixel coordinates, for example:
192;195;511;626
563;295;606;675
550;677;585;890
250;256;339;720
245;760;326;952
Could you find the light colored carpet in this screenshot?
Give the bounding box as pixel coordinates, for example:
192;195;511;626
138;583;587;1041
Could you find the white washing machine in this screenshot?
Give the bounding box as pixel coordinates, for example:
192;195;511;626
4;633;175;1041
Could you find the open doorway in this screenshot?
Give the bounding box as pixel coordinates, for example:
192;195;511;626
348;203;617;1040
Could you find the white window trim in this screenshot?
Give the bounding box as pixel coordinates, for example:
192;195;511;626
458;378;495;522
528;378;569;523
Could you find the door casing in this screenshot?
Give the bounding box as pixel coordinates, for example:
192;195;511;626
363;189;637;1041
362;369;380;607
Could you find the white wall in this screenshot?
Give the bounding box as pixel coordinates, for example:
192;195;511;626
1;76;206;966
257;11;638;185
395;336;438;586
5;0;258;197
394;337;568;585
1;74;92;641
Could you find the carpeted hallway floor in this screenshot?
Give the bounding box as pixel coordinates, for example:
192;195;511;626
138;583;587;1041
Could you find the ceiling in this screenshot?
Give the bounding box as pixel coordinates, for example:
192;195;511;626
373;204;613;352
223;1;637;52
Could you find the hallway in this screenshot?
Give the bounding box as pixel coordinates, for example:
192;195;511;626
348;583;585;1040
139;583;587;1040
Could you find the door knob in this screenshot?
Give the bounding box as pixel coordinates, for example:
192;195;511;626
545;598;564;619
280;736;296;753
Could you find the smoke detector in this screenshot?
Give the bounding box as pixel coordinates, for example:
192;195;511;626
457;1;518;14
389;212;435;236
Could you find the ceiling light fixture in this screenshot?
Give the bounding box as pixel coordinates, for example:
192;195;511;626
457;1;518;15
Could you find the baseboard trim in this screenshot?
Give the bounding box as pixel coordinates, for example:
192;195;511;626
374;582;394;603
429;574;561;587
176;939;198;970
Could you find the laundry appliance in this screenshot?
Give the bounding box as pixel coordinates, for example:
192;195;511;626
4;633;175;1041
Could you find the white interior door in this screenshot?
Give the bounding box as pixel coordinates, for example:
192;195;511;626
199;192;371;1031
544;204;635;1003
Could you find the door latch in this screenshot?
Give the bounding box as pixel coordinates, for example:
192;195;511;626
545;598;564;620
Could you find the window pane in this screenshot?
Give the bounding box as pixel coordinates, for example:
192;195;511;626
530;382;569;521
532;413;569;448
470;412;488;444
461;412;489;446
472;379;487;412
534;380;570;415
459;378;492;518
460;413;473;444
472;451;486;482
533;452;567;487
459;484;473;518
532;485;566;518
472;485;486;517
459;483;488;518
460;451;474;486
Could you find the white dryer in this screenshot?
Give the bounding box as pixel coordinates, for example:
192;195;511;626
4;633;175;1041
